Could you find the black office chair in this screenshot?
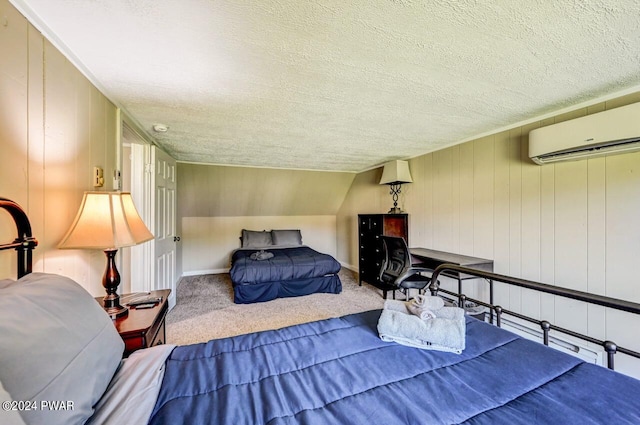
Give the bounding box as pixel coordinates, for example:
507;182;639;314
379;236;433;300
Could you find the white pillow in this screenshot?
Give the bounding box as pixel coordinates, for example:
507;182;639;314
0;273;124;425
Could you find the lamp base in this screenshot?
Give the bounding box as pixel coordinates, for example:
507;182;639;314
102;249;129;318
388;207;403;214
103;293;128;318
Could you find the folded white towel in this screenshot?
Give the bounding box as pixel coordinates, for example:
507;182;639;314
406;303;436;320
411;294;445;310
377;300;465;354
406;295;444;320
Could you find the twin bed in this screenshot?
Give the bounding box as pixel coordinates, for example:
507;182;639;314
2;198;640;424
229;229;342;304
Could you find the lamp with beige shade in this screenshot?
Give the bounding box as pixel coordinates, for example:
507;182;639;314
58;192;154;318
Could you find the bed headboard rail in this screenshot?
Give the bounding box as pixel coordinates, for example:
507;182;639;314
0;198;38;278
429;263;640;370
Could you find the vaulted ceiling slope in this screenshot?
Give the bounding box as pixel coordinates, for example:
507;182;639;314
13;0;640;172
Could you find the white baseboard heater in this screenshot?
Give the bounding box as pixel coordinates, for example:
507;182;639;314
498;317;604;366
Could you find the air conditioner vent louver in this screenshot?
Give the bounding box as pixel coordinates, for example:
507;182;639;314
529;102;640;165
534;137;640;164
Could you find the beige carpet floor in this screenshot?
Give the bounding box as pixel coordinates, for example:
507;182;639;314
166;269;388;346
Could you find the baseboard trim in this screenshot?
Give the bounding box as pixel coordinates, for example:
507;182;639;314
182;268;229;277
340;262;358;273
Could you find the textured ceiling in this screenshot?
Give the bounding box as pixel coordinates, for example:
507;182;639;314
13;0;640;172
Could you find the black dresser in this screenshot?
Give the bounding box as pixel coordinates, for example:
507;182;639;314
358;214;409;296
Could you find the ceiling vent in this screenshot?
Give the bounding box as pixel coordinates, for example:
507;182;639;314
529;102;640;165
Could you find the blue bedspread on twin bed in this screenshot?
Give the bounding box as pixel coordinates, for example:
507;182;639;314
230;246;341;284
229;246;342;303
148;310;640;425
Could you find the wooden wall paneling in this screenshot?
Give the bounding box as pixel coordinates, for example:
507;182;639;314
94;97;116;291
422;154;434;249
520;123;541;320
405;156;424;244
73;61;91;290
587;102;607;342
606;310;640;377
0;0;27;203
27;24;45;273
538;118;556;322
578;100;605;334
0;1;28;277
553;158;589;335
432;149;453;253
459;142;476;298
604;150;640;370
473;136;495;258
586;157;606;341
605;152;640;302
427;150;446;291
472;136;494;302
459;142;474;256
537;196;555;317
554;160;588;290
492;130;511;308
603;151;640;376
508;128;522;312
582;95;605;331
43;40;77;276
105;97;117;187
451;145;461;255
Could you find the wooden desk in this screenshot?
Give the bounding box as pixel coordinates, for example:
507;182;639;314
409;248;493;296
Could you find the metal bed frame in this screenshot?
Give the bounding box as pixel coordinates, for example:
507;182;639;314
0;198;38;278
429;263;640;370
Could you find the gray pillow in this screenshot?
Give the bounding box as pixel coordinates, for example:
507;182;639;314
271;229;303;246
241;229;273;248
0;273;124;425
0;379;27;425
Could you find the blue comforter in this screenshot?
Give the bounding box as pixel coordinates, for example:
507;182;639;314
149;311;640;424
230;246;341;285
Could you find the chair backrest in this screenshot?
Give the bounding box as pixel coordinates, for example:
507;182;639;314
379;236;411;287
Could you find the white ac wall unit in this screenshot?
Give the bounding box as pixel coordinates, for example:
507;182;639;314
529;102;640;165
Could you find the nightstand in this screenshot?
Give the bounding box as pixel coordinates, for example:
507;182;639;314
96;289;171;357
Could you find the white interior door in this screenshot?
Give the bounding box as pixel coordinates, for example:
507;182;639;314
152;146;177;308
129;142;153;294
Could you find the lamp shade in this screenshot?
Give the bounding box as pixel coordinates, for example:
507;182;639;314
58;191;154;250
379;160;413;185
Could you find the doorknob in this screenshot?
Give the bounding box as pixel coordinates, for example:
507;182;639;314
174;236;181;242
